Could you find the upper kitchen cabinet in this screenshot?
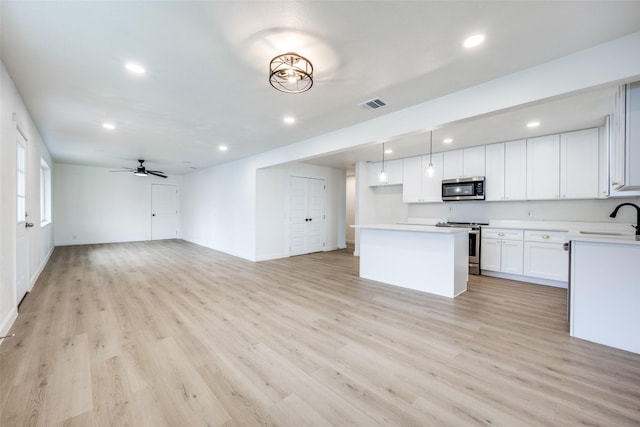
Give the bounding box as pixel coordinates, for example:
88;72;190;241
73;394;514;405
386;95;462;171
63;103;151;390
443;149;463;179
367;159;403;186
611;81;640;191
443;147;485;179
527;134;560;199
485;140;526;201
402;154;443;203
560;128;600;199
463;146;486;177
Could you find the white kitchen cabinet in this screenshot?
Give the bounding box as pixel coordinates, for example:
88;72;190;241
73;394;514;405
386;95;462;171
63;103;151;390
481;228;523;274
523;230;568;282
442;149;463;179
443;147;485;179
402;154;443;203
422;153;444;202
504;139;527;200
463;146;485;177
560;128;599;199
527;134;560;200
484;143;505;201
368;159;403;186
485;140;526;201
610;81;640;191
402;156;423;202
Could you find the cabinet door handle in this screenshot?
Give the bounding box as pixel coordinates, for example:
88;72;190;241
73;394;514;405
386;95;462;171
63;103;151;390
498;232;504;237
542;235;550;239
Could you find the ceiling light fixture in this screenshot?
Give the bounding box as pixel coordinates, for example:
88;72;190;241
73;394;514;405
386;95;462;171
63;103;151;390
379;143;388;184
218;145;228;152
426;131;434;178
283;116;296;124
102;122;115;130
527;121;541;128
125;62;146;75
385;148;393;154
443;138;453;144
463;34;485;48
269;52;313;94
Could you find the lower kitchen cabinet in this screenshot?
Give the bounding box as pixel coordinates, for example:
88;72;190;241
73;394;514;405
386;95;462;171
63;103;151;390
481;228;524;275
482;228;568;287
523;230;568;281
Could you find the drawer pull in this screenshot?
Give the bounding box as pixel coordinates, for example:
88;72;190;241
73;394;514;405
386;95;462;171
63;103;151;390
542;235;550;239
498;232;504;237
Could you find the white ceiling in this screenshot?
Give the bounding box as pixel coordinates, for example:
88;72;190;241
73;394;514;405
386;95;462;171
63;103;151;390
2;1;640;175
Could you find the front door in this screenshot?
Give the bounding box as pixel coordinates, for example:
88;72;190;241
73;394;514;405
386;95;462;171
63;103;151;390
16;125;30;305
151;184;178;240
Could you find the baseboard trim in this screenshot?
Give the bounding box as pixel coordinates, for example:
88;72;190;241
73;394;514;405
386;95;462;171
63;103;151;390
29;246;54;290
481;271;568;289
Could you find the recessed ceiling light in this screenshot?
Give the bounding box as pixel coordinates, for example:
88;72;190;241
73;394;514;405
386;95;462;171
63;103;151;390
527;121;541;128
125;62;146;75
102;122;115;130
283;116;295;124
443;138;453;144
218;145;228;152
384;149;393;154
463;34;485;48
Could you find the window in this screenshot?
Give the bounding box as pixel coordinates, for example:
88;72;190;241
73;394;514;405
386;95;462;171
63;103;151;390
40;159;51;225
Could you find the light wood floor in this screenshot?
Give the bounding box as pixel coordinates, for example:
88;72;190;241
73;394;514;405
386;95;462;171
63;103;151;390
2;240;640;426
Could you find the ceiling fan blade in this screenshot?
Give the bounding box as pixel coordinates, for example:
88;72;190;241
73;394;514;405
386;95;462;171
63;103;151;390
110;169;135;172
147;171;168;178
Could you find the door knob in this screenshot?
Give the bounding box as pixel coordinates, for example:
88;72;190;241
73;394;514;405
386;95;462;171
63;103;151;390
152;214;156;216
25;222;34;228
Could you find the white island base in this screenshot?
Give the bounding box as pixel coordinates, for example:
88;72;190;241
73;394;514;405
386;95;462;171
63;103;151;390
357;225;469;298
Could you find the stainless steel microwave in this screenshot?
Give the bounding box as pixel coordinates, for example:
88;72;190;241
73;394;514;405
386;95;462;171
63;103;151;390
442;177;485;201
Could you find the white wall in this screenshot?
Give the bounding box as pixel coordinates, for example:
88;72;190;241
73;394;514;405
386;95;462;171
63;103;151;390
1;61;55;338
181;158;256;260
255;162;346;261
54;164;182;245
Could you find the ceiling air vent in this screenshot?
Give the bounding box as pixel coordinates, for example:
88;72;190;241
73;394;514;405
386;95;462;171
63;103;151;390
359;98;387;111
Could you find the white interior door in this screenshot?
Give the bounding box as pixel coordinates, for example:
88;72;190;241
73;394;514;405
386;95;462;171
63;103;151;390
16;126;30;305
151;184;178;240
289;176;325;256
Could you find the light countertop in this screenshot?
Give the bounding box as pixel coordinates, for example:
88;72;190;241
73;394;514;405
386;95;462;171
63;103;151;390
353;224;470;234
566;233;640;246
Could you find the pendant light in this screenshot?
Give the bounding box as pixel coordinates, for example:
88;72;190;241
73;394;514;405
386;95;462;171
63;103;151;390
379;143;388;183
426;131;434;178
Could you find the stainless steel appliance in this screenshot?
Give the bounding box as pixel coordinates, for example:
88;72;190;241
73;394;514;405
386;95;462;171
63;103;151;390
442;176;485;201
435;221;488;275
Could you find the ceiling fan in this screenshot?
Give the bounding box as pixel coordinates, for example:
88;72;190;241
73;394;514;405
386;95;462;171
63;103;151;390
110;159;167;178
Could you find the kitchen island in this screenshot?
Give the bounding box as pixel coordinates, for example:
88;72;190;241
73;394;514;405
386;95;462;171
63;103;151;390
569;233;640;354
355;224;469;298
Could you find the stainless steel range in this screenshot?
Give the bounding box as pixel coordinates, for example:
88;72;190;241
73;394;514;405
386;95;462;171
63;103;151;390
435;221;488;275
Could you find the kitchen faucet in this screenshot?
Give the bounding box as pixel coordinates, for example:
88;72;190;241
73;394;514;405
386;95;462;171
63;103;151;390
609;203;640;236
